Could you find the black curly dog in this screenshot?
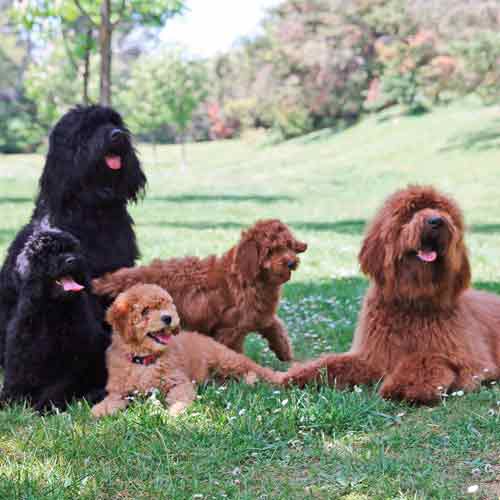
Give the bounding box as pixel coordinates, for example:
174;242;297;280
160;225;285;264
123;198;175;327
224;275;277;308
0;105;146;367
0;230;108;411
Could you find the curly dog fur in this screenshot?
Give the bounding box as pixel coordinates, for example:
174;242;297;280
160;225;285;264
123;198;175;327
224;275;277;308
0;230;108;411
282;186;500;404
93;219;307;361
92;284;282;417
0;105;146;366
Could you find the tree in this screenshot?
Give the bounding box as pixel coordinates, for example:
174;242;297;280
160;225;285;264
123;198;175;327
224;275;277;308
119;48;208;168
13;0;186;105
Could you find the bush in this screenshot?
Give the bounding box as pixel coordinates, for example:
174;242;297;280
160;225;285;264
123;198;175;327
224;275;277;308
0;99;44;153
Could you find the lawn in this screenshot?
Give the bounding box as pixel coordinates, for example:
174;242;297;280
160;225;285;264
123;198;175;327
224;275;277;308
1;99;500;499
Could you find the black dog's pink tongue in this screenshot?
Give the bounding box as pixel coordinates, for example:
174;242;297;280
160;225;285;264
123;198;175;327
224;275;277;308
60;276;84;292
417;250;437;262
105;155;122;170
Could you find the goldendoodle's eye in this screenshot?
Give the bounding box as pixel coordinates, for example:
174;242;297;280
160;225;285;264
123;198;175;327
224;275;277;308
141;307;150;317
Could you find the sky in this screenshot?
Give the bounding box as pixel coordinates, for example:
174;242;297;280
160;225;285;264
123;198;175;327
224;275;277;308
160;0;282;57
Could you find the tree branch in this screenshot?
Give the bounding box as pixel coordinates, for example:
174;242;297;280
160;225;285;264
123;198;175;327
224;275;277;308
111;0;127;28
74;0;98;27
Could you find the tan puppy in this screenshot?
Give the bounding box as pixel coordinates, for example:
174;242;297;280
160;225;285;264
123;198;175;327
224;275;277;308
92;284;282;417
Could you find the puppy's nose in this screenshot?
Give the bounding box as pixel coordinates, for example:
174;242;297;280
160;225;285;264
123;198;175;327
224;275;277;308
287;260;297;270
65;256;76;265
161;314;172;326
427;216;443;228
110;128;123;141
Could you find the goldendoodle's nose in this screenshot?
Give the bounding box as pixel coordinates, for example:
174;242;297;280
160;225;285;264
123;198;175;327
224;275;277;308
427;216;443;228
161;314;172;326
110;128;123;141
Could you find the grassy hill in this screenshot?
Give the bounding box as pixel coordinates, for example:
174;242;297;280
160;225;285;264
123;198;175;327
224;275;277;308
1;99;500;499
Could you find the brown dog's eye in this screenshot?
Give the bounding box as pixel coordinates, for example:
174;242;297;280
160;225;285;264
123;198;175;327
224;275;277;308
141;307;150;318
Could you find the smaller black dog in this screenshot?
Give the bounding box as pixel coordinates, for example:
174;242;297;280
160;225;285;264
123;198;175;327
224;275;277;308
0;230;108;412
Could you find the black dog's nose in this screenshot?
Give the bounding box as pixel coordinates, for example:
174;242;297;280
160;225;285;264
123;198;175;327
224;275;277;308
110;128;123;141
65;256;76;265
161;314;172;326
427;216;443;228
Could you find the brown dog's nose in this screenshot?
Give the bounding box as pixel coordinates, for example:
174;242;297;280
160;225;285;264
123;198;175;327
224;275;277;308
161;314;172;326
427;216;443;228
287;260;297;270
295;241;308;253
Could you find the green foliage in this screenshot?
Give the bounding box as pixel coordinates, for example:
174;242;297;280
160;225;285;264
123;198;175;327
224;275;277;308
24;46;98;129
0;100;43;153
118;48;208;143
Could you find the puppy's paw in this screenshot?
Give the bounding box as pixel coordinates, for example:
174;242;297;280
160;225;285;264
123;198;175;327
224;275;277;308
168;401;189;417
91;397;126;418
244;372;258;385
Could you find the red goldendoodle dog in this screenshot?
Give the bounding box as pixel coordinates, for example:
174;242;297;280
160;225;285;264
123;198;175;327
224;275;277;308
282;185;500;403
93;219;307;361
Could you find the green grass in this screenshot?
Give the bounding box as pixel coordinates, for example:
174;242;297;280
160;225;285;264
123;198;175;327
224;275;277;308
1;99;500;499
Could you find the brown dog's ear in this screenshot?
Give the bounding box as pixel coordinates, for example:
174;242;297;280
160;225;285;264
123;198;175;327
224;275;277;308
358;229;386;286
106;295;134;342
294;240;308;253
234;239;260;284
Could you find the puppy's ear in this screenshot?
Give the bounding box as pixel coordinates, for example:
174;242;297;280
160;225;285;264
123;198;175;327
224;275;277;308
106;295;134;342
234;239;259;284
294;240;308;253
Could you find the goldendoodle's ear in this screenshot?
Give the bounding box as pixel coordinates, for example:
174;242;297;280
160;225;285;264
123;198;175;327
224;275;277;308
106;295;132;340
234;239;259;283
359;230;386;285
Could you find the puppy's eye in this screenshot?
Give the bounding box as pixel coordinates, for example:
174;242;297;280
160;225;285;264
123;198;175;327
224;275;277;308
141;307;150;318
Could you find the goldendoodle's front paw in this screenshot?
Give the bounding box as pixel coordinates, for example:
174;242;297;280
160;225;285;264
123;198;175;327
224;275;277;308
91;397;127;418
168;401;190;417
379;380;447;405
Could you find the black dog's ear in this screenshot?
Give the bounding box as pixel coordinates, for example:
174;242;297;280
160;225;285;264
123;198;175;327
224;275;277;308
234;239;259;284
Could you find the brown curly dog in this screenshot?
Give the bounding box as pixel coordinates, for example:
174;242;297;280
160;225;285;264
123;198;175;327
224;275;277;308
92;219;307;361
282;185;500;404
91;284;282;417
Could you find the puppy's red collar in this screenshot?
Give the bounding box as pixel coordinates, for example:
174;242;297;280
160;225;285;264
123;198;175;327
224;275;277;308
127;353;160;366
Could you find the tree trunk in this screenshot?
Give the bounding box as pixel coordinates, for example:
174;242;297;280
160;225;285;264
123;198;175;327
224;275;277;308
99;0;112;106
180;132;187;171
83;27;92;105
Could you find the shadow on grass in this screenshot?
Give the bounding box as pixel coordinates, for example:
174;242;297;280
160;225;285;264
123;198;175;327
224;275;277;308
292;219;366;235
440;121;500;152
0;197;33;204
473;281;500;294
468;224;500;235
146;194;295;204
143;219;367;235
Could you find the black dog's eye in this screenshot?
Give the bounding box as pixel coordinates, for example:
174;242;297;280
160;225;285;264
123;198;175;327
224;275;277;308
141;307;150;318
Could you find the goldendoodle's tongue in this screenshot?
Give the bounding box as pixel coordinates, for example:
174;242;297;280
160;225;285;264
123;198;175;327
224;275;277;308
156;334;171;344
105;155;121;170
60;276;84;292
417;250;437;262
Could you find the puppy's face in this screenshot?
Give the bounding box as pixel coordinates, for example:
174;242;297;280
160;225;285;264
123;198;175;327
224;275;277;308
17;230;89;300
261;239;308;285
234;219;307;286
359;186;470;305
107;285;180;356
